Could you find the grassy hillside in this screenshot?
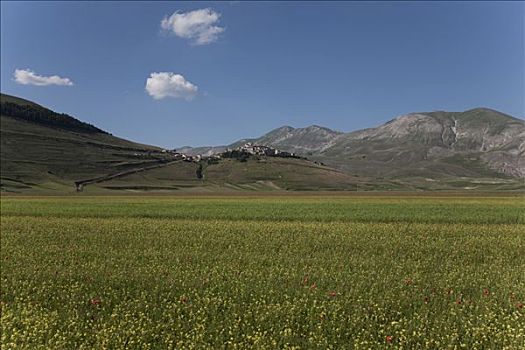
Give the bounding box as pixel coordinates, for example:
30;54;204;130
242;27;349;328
0;115;165;191
1;93;108;134
92;157;389;193
1;115;372;193
1;94;167;192
1;94;374;193
0;94;42;107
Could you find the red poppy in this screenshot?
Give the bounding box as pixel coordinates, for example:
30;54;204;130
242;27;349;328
386;335;393;343
517;303;524;309
483;288;490;297
328;291;337;298
310;283;317;290
89;297;102;306
302;275;309;285
455;299;462;305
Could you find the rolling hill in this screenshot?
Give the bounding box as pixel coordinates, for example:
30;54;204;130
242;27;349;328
1;93;168;192
1;93;372;193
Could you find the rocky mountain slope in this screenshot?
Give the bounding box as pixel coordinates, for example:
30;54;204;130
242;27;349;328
231;125;343;155
179;125;343;157
183;108;524;182
318;108;524;179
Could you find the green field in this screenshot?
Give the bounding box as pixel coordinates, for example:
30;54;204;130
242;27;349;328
1;195;524;349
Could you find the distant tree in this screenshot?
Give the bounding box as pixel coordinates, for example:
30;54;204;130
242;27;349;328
196;163;204;179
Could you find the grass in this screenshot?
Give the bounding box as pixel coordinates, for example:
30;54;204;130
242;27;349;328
1;195;524;349
1;115;372;193
1;114;163;193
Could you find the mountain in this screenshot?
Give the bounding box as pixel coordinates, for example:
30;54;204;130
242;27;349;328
180;125;343;156
232;125;343;155
179;108;524;190
1;93;371;193
316;108;524;180
2;93;523;192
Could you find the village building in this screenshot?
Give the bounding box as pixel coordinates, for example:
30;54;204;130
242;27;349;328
237;142;297;158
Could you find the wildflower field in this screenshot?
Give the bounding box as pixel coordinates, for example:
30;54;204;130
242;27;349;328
1;194;524;349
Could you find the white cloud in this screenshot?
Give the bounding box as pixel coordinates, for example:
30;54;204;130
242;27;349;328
161;8;225;45
13;69;73;86
145;72;198;100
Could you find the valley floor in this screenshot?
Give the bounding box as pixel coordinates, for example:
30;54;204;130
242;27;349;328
1;195;524;349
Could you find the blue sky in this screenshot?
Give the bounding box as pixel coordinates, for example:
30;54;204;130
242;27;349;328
1;1;523;148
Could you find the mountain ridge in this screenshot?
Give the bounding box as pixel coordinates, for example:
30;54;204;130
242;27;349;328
180;109;525;179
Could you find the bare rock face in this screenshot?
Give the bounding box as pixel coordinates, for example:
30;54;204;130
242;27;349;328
226;125;344;155
245;108;525;179
353;113;444;140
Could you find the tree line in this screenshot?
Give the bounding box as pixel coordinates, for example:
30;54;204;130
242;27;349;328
1;101;108;134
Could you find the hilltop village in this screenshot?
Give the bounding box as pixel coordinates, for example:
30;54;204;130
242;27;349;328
149;142;302;163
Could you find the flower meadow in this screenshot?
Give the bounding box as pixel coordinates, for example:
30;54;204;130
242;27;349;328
1;195;524;349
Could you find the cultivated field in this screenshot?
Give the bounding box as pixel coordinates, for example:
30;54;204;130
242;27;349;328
1;194;524;349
